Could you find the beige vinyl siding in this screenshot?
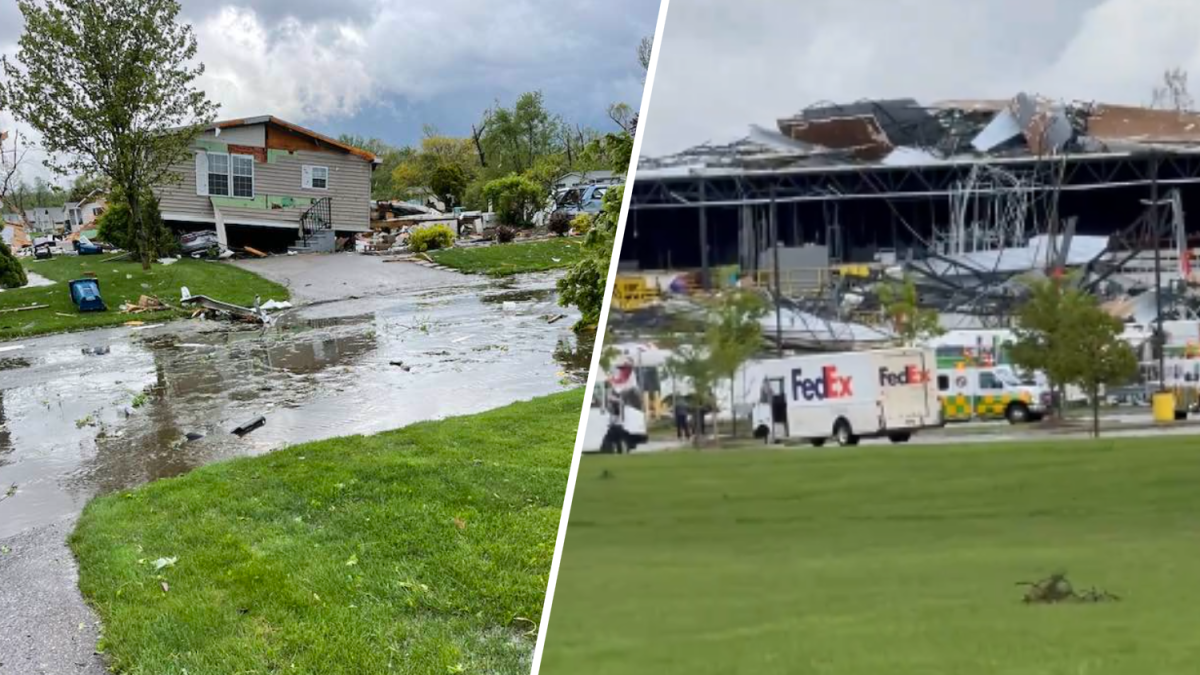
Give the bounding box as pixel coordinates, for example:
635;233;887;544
156;147;372;231
201;124;265;147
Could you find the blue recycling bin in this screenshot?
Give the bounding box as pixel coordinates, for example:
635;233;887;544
68;278;107;312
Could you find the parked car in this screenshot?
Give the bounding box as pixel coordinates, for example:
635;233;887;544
179;230;219;255
554;183;623;218
74;239;103;255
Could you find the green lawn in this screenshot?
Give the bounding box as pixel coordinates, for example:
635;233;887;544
540;436;1200;675
0;256;289;341
70;390;583;675
430;237;585;276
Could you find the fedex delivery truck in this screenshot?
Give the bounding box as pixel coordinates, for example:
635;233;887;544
751;347;943;446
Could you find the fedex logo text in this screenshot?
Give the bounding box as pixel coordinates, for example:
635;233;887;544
791;366;853;401
878;365;931;387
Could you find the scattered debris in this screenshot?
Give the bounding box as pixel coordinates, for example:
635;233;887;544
0;356;31;370
157;257;178;266
152;556;178;571
0;483;17;503
0;303;48;314
260;299;293;311
389;360;412;371
1017;572;1120;604
120;295;168;314
244;246;268;258
545;314;567;324
101;252;131;263
184;432;205;442
232;416;266;437
181;294;267;324
81;345;111;356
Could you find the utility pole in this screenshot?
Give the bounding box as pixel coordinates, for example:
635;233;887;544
698;181;710;291
771;188;783;357
1151;151;1166;392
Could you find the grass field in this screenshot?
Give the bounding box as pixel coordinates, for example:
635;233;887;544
70;390;582;675
540;436;1200;675
430;237;584;276
0;256;289;341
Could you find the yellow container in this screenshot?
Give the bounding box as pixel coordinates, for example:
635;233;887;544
1152;391;1178;423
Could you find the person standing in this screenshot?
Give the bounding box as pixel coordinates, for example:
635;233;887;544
674;397;691;441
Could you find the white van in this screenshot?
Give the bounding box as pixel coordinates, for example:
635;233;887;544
580;367;649;454
749;347;943;446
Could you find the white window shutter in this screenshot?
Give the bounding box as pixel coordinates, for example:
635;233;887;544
301;165;313;189
195;152;209;196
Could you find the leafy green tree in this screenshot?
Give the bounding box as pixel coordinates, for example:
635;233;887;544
66;174;108;203
0;0;218;269
429;163;469;209
557;185;624;330
1010;276;1086;419
524;153;571;197
481;91;562;174
1066;302;1139;437
482;174;542;227
580;130;635;174
390;135;478;204
637;35;654;77
877;275;944;346
95;185;176;258
0;239;27;289
704;289;768;439
662;339;716;448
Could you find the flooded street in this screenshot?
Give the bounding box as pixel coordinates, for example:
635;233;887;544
0;260;587;539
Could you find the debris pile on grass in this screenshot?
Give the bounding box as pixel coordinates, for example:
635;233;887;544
1017;572;1120;604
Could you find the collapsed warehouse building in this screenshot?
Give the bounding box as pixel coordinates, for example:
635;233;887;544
618;94;1200;345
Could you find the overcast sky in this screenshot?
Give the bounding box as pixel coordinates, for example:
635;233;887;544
0;0;657;185
640;0;1200;157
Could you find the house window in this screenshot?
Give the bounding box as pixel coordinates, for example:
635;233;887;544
311;166;329;189
232;155;255;198
208;153;230;196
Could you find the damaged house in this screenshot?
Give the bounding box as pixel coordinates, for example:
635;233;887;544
155;116;380;253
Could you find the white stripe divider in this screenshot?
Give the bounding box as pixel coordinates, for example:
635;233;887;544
529;0;674;672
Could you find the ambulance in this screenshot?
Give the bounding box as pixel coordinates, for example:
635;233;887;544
748;347;943;446
933;345;1052;424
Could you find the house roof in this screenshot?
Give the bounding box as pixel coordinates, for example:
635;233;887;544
206;116;380;163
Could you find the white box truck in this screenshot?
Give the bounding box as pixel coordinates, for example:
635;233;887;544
580;363;649;454
751;347;943;446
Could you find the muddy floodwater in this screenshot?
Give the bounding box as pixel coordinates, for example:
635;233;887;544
0;271;587;538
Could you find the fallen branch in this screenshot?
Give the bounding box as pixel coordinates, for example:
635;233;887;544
0;304;49;314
